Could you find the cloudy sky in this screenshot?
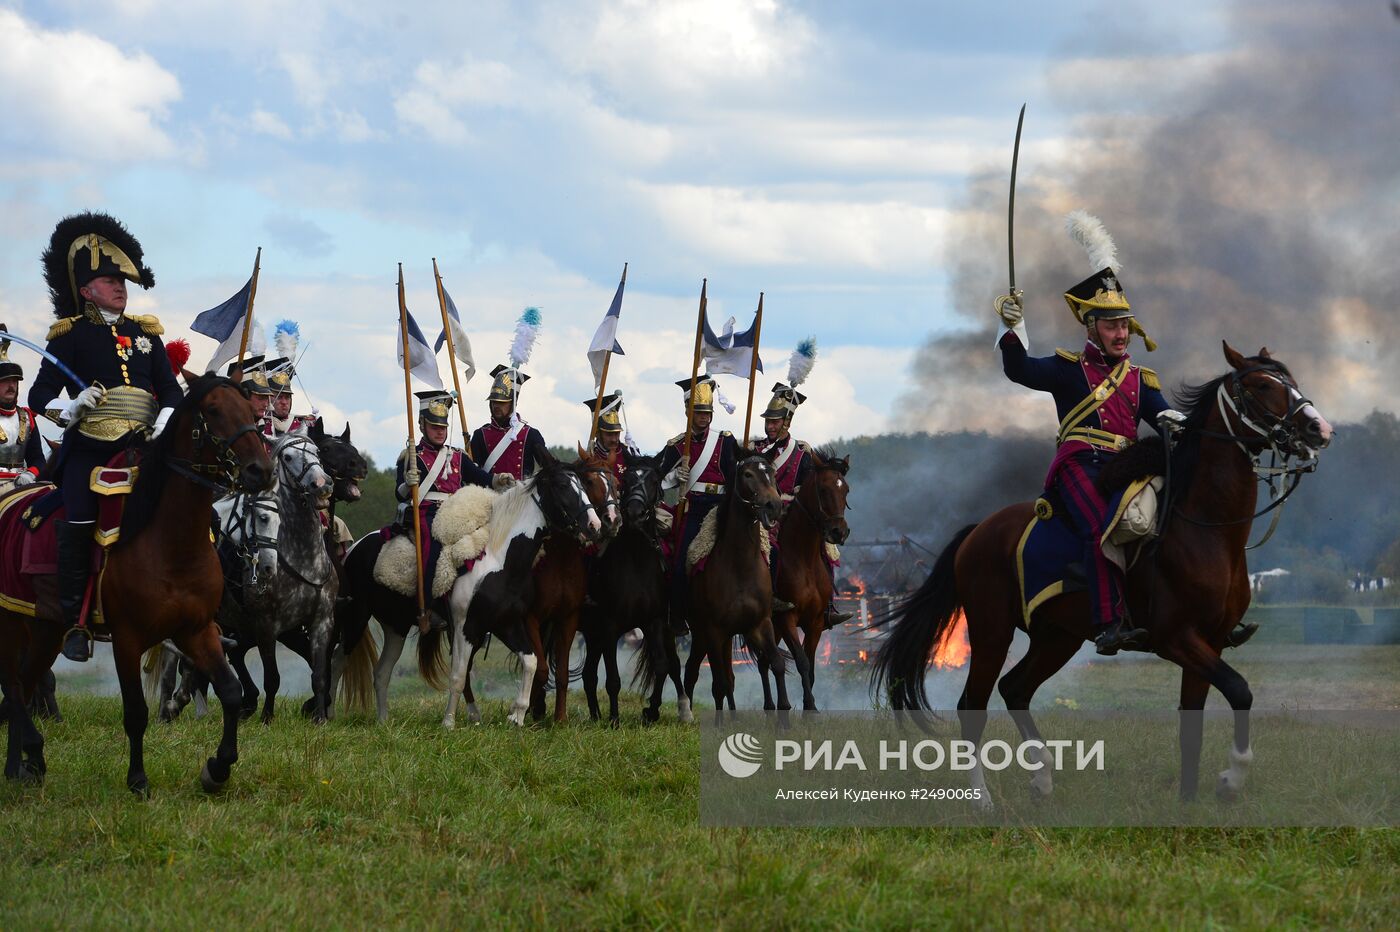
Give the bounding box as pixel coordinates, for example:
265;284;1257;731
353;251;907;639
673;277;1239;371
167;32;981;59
7;0;1385;468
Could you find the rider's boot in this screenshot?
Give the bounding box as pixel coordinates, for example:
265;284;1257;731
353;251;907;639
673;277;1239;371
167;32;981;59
56;520;95;662
1094;618;1148;656
1225;621;1259;649
823;601;854;631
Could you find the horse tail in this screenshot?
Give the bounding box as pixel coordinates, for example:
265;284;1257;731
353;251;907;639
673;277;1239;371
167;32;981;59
631;616;670;696
336;627;379;714
870;523;976;711
142;644;165;704
739;635;789;673
417;627;449;692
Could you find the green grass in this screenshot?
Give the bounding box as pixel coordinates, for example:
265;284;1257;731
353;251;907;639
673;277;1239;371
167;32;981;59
2;684;1397;929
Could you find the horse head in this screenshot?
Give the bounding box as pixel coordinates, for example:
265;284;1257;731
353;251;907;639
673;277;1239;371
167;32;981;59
621;450;663;531
272;430;328;496
1220;342;1333;458
242;492;282;588
803;448;853;545
736;448;782;530
310;420;368;504
575;443;621;538
180;368;273;493
534;450;603;545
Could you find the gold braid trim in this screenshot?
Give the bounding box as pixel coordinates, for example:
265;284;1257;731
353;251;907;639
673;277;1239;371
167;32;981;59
1055;348;1082;362
46;316;80;340
1140;367;1161;390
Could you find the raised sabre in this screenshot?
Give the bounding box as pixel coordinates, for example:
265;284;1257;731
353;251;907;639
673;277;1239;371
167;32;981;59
1008;103;1026;295
0;326;88;390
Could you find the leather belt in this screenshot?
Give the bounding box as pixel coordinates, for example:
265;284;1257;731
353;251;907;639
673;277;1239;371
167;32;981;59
1062;427;1133;452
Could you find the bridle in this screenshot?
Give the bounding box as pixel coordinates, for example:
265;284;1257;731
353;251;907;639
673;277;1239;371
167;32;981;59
734;456;778;521
273;433;324;497
621;463;662;543
1167;363;1320;548
576;463;619;531
216;490;281;588
168;379;264;494
536;466;598;539
792;466;847;543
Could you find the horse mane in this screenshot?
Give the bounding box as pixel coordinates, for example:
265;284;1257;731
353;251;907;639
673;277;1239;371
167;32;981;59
486;472;545;554
809;445;849;475
116;376;234;546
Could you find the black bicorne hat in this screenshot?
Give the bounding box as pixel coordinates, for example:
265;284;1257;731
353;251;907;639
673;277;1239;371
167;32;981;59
42;211;155;318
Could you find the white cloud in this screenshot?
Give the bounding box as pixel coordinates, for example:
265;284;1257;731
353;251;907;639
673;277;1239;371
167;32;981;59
0;9;180;159
635;182;951;271
249;108;293;139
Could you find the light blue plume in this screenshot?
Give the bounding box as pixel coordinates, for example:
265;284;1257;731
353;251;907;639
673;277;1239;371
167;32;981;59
274;319;301;360
510;307;542;367
786;336;817;387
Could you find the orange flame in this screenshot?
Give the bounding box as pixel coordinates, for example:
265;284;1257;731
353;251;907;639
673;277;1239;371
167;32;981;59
931;609;970;670
846;574;868;597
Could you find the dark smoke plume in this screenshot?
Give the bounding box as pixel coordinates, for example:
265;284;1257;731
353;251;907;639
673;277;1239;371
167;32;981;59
897;0;1400;435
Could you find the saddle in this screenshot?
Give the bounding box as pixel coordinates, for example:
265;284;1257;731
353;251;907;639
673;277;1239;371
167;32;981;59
373;485;497;599
0;452;140;624
686;507;771;575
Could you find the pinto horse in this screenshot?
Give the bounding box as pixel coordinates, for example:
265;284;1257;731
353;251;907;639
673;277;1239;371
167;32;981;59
872;343;1332;804
526;446;620;724
583;451;690;725
759;448;852;711
682;450;786;715
0;373;272;793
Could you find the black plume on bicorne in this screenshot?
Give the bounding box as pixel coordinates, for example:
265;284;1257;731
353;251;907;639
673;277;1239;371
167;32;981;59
41;211;156;318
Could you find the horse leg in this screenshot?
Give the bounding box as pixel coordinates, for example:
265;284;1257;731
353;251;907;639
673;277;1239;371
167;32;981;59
442;625;471;729
683;629;706;706
1;626;44;783
668;631;692;723
524;615;549;723
553;611;581;724
781;616;814;711
602;630;622;727
307;613;333;724
708;633;730;724
756;623;791;712
997;626;1081;801
257;632;281;725
179;623;244;794
158;651;179;722
582;629;603;721
1176;670;1209;802
231;640;259;720
1163;632;1253;802
111;633;151;795
463;642;483;725
509;648;538;728
754;636;775;711
374;625;406;725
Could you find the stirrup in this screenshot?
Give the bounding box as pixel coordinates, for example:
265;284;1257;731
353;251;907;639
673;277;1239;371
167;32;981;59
1225;621;1259;649
824;605;854;630
1095;622;1147;656
61;626;93;663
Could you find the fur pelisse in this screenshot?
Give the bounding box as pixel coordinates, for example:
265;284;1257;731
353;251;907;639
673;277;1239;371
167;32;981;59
1065;209;1120;272
510;307;542;368
786;337;817;387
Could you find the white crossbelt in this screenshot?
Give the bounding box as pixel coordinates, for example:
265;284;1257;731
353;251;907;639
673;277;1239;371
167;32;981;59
420;447;452;502
484;421;526;472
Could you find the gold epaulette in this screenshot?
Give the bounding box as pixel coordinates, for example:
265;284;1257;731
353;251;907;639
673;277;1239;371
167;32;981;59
721;430;732;437
125;314;164;336
1055;348;1082;362
668;432;685;446
46;316;80;340
1139;366;1161;390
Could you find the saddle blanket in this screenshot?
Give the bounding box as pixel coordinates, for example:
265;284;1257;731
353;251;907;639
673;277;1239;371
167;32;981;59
1015;476;1160;626
687;506;771;575
373;485;497;599
0;460;138;619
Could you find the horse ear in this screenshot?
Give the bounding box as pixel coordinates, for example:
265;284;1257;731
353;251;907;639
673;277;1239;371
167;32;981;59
840;455;851;474
309;418;324;441
1222;341;1248;370
340;422;352;442
183;366;202;384
1258;346;1272;360
575;441;587;461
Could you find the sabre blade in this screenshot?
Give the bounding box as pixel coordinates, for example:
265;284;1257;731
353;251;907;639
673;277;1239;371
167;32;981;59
1008;103;1026;294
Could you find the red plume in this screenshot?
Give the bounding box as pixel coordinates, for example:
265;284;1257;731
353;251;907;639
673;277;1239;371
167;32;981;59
165;338;191;375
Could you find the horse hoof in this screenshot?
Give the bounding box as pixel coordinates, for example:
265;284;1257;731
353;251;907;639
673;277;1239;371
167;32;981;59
608;717;621;730
10;761;44;785
466;705;482;725
238;708;255;722
128;778;151;798
641;708;659;725
199;761;227;794
1216;773;1242;803
1028;779;1053;803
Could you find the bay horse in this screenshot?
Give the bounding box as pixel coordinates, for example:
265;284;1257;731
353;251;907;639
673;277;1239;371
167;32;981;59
525;445;620;724
682;450;786;716
0;372;271;793
759;448;852;711
872;343;1332;804
433;454;603;727
586;451;690;725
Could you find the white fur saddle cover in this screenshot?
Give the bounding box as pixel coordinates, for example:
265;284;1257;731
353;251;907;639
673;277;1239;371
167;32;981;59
686;506;771;574
372;485;498;599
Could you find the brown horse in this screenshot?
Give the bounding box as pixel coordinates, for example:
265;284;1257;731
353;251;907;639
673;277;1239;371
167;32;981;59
0;372;272;793
761;448;852;711
683;451;786;715
872;344;1332;804
527;445;620;723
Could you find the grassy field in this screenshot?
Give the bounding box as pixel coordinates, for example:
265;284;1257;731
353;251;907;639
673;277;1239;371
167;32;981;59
2;641;1398;929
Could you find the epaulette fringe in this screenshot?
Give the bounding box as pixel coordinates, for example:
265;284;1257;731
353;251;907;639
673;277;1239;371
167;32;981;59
46;316;79;340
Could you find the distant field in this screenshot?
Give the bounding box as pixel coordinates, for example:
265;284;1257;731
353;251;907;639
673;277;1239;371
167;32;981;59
2;638;1396;927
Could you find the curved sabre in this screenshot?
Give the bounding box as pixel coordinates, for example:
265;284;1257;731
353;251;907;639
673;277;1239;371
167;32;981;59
1008;103;1026;294
0;327;88;390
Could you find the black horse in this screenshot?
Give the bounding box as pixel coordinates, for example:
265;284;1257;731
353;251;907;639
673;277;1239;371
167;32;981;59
582;452;691;725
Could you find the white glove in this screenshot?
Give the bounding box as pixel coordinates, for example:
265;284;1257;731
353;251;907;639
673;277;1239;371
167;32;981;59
994;290;1024;327
492;473;517;492
149;407;174;439
675;463;691;488
1157;409;1187;431
14;471;37;488
405;463;422;486
61;385;106;423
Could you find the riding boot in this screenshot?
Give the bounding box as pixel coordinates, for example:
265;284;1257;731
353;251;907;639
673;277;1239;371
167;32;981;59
773;596;796;613
823;602;854;631
1225;621;1260;649
1094;619;1148;656
55;520;95;663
